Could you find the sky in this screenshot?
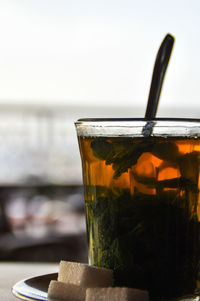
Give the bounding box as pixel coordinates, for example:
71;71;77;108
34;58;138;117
0;0;200;116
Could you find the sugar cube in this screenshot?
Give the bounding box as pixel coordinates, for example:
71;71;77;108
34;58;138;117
48;280;86;301
58;261;113;287
86;287;149;301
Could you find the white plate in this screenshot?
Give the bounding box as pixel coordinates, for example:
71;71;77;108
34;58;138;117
12;273;58;300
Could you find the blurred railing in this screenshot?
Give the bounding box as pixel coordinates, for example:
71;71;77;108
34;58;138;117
0;104;87;262
0;105;83;186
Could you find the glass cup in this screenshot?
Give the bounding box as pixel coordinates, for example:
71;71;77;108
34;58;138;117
75;118;200;300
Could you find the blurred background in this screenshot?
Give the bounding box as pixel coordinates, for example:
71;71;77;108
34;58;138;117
0;0;200;263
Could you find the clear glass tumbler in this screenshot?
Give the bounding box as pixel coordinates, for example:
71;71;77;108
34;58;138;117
75;118;200;300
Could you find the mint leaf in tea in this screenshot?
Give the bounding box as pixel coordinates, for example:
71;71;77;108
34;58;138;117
79;136;200;301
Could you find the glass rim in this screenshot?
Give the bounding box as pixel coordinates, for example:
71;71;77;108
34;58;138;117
75;117;200;138
75;117;200;123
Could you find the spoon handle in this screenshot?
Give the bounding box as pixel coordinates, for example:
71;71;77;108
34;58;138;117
145;34;175;120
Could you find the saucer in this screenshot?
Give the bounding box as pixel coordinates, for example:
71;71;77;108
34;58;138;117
12;272;58;300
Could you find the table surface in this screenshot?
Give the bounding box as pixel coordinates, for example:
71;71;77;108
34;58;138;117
0;262;59;300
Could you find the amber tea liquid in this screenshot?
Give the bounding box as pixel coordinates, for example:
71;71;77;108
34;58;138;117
78;136;200;300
